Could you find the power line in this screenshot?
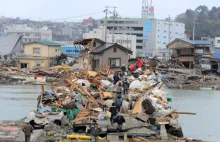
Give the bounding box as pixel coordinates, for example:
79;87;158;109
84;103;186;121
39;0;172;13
43;11;104;21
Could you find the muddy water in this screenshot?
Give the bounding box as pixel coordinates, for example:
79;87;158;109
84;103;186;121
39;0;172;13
0;85;218;141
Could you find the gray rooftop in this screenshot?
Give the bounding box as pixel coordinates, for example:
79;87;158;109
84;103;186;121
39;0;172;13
90;43;132;54
0;35;22;55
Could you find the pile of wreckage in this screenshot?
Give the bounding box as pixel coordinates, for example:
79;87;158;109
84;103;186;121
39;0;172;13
163;72;220;90
0;65;204;142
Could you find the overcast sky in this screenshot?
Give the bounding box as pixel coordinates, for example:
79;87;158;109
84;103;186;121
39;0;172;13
0;0;218;21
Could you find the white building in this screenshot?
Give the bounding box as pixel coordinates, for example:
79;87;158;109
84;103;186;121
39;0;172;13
215;37;220;48
4;24;52;43
100;18;185;58
83;26;137;58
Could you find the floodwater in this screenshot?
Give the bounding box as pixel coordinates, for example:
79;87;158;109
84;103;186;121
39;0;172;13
0;85;218;141
166;89;219;142
0;85;48;120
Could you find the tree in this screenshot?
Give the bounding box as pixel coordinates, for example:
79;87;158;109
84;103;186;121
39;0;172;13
175;5;220;39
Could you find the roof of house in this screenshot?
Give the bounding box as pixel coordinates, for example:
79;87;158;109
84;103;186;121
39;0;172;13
90;43;133;54
25;41;61;46
73;38;105;45
0;35;22;55
167;38;212;47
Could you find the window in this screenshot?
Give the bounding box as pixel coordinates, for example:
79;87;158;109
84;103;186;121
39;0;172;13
113;47;117;52
217;40;220;43
163;42;166;44
136;46;143;49
164;30;167;33
109;58;121;68
55;49;58;52
33;47;40;54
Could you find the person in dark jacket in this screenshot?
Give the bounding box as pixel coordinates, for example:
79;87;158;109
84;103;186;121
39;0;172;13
113;73;120;85
122;78;130;95
91;123;102;142
109;103;117;125
22;122;34;142
115;96;122;113
115;113;125;132
89;120;97;135
120;64;126;75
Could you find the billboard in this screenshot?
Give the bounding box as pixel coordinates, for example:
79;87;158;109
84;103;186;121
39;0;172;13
142;6;155;19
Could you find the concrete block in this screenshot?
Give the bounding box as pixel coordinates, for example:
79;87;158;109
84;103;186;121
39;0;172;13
107;134;119;141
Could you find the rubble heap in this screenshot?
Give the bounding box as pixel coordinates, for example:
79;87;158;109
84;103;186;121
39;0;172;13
15;65;201;142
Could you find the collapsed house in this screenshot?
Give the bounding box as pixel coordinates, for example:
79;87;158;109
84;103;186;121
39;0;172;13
167;38;220;75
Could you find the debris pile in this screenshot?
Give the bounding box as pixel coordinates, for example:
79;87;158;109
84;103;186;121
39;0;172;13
163;72;220;90
16;64;202;142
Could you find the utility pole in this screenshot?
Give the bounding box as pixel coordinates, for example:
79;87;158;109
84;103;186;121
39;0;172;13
193;17;196;40
168;15;171;60
104;6;108;42
112;6;117;43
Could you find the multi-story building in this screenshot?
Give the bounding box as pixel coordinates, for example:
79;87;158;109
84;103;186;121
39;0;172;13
100;18;185;58
214;37;220;48
83;26;136;58
17;41;61;68
4;24;52;43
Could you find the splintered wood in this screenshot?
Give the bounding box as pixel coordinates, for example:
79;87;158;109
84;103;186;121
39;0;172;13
72;107;98;124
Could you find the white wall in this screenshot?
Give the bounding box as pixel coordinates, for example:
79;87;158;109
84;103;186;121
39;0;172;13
215;37;220;48
155;20;185;50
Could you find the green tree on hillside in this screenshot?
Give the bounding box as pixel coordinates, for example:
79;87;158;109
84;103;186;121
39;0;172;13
176;5;220;40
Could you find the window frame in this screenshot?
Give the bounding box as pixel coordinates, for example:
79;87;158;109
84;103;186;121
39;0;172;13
109;58;121;68
33;47;40;54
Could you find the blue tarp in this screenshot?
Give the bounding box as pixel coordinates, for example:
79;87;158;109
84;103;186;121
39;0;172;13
213;48;220;59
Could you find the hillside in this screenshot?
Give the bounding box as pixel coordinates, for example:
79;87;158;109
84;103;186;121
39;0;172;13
175;5;220;39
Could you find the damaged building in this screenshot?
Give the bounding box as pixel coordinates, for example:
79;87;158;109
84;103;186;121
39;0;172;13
167;38;220;74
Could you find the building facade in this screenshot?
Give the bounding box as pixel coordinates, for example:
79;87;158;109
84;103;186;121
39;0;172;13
83;26;136;58
167;38;217;74
17;41;61;68
100;18;185;58
4;24;52;43
215;37;220;48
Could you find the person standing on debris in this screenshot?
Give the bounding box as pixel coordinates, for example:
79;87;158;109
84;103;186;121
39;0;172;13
109;103;117;125
136;58;143;68
116;83;123;98
89;120;97;136
91;123;102;142
113;73;120;85
22;122;34;142
115;113;125;132
122;78;130;95
115;96;123;112
37;93;42;107
120;64;126;75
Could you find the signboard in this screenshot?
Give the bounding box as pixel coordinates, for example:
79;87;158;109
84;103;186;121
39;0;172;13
142;6;155;19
